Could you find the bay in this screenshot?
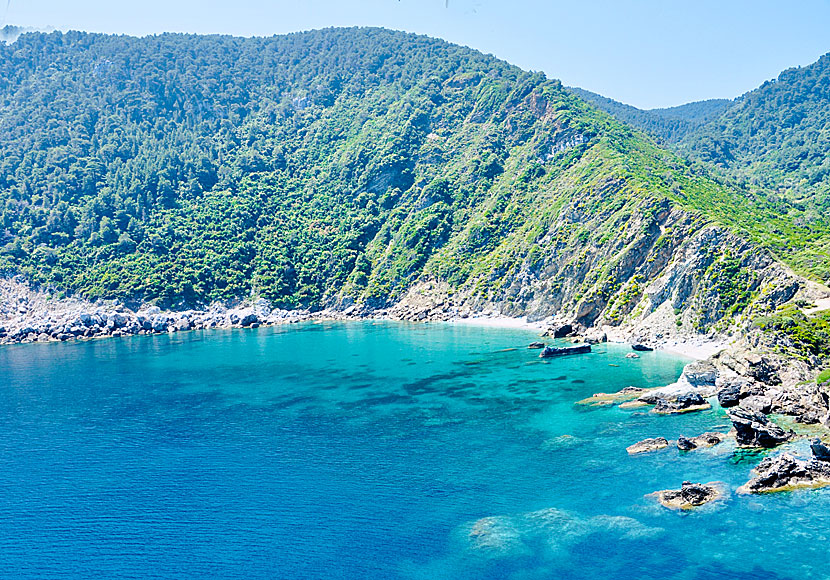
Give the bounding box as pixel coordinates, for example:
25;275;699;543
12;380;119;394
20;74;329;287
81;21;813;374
0;321;827;579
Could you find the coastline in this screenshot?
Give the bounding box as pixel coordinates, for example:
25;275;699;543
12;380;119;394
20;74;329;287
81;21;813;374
0;275;723;360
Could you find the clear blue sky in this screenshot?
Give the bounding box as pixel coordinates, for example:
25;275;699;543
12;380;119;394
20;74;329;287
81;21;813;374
4;0;830;109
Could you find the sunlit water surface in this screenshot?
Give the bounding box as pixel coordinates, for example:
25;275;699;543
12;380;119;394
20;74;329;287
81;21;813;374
0;321;828;579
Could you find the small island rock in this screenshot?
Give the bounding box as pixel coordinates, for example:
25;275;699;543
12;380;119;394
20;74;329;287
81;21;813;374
626;437;669;455
656;481;722;509
728;407;793;448
738;453;830;494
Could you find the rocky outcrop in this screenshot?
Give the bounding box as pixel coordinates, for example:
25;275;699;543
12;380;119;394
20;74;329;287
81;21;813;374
626;437;669;455
737;453;830;494
652;392;711;415
654;481;722;509
0;277;311;346
676;431;727;451
638;360;719;406
728;407;793;448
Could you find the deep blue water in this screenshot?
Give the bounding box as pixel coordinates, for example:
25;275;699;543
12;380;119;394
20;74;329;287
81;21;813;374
0;321;828;579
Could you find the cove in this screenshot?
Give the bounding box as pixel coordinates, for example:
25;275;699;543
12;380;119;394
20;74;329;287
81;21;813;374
0;321;827;579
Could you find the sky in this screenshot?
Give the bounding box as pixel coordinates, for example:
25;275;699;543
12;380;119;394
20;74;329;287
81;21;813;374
3;0;830;109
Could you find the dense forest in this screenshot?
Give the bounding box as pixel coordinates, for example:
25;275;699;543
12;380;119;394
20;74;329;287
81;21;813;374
568;88;730;144
677;53;830;214
0;28;827;310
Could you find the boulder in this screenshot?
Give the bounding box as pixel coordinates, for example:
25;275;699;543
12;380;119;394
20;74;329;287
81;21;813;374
676;431;726;451
656;481;721;509
625;353;640;359
810;438;830;461
584;330;607;345
239;311;258;327
546;324;573;338
528;342;545;349
631;343;653;352
728;407;793;448
652;392;711;415
626;437;669;455
682;361;718;388
717;379;745;408
738;453;830;494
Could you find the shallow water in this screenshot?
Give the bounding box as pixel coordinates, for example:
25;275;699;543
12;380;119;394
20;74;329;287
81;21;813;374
0;321;827;579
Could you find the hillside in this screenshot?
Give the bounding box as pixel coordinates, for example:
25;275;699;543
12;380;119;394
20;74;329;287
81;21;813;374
677;53;830;210
568;87;730;144
0;27;827;344
571;56;830;282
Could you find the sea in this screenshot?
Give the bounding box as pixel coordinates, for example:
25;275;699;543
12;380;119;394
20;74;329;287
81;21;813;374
0;321;828;579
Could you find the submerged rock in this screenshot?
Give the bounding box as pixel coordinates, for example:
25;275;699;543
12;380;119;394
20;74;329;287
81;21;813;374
655;481;722;509
627;437;669;455
528;342;545;349
728;407;793;448
625;353;640;359
738;453;830;494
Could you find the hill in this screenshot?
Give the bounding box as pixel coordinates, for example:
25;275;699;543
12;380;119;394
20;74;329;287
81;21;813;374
0;27;825;338
568;87;730;144
677;53;830;211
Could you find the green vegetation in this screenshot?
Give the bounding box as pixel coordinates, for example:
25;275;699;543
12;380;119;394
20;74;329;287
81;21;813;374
568;88;731;144
575;55;830;283
818;368;830;385
754;306;830;358
0;28;827;310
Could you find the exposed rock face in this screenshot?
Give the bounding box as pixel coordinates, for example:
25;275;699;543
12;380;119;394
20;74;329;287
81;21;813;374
737;453;830;494
717;378;747;408
655;481;722;509
626;437;669;455
676;432;726;451
728;407;793;448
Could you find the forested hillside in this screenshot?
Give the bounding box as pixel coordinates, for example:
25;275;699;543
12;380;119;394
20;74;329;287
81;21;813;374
677;53;830;213
0;28;826;314
568;88;730;144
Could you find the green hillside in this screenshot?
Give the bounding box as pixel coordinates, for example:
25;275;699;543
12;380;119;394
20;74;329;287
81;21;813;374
0;28;826;309
677;53;830;210
568;87;730;144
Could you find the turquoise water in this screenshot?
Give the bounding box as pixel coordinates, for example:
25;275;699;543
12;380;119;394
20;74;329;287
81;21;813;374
0;321;828;579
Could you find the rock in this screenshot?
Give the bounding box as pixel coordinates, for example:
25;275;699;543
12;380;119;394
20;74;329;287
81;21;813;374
682;361;718;388
810;438;830;461
717;379;745;408
676;431;726;451
544;324;573;338
656;481;722;509
631;344;653;352
584;330;607;345
737;453;830;494
528;342;545;349
652;392;711;415
626;437;669;455
740;395;773;414
625;353;640;359
728;407;793;448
